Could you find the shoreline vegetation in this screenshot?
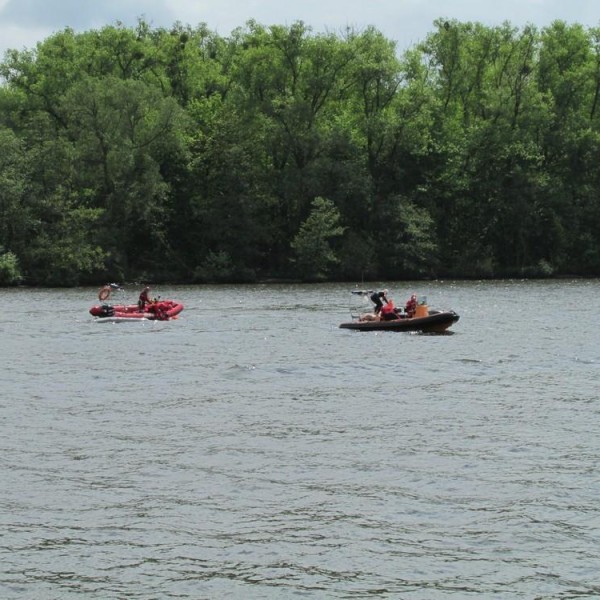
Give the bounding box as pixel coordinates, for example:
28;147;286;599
2;273;593;290
1;17;600;286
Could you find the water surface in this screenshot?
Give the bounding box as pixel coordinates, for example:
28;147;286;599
1;280;599;598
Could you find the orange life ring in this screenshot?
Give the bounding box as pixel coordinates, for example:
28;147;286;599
98;286;111;301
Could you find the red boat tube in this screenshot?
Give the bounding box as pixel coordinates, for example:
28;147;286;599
90;300;184;320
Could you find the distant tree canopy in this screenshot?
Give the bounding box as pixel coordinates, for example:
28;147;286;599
1;17;600;284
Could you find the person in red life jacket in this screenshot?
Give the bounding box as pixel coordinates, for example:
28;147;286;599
138;285;151;311
369;289;389;315
405;293;417;318
149;300;168;320
380;298;400;321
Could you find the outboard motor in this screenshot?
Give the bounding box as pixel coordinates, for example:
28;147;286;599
90;304;115;317
100;304;115;317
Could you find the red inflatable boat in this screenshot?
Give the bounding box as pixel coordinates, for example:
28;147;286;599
90;299;184;321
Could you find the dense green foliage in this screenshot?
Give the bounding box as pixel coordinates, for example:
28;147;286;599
1;17;600;284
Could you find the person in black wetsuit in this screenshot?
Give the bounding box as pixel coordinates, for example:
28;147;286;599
138;286;151;310
369;289;389;315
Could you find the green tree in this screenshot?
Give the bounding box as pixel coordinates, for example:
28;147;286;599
374;195;438;277
291;196;345;280
0;249;22;284
0;127;28;253
62;76;186;276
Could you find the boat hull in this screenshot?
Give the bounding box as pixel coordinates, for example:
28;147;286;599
339;310;459;333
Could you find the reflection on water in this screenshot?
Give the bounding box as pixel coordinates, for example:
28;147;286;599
1;280;600;599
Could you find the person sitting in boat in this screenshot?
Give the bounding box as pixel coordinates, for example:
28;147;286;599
405;294;418;318
369;289;389;315
138;286;151;311
380;299;400;321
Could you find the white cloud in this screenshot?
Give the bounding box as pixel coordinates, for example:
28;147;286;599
0;23;49;55
0;0;599;56
0;0;173;29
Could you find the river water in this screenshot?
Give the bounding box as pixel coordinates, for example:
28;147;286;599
1;280;599;599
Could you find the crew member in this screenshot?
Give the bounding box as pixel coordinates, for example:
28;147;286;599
405;294;417;318
369;289;389;314
380;298;400;321
138;286;151;311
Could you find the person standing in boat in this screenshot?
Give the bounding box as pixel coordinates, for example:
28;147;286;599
369;289;389;315
138;285;151;311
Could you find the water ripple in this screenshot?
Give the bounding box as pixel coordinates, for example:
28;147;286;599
1;281;600;598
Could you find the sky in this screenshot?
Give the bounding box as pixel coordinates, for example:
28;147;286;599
1;0;600;56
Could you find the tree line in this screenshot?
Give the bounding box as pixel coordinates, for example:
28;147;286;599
1;17;599;285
